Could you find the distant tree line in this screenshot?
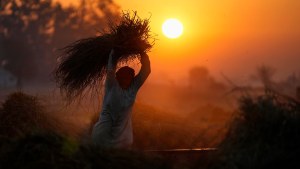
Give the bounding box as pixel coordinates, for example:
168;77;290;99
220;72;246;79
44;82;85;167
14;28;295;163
188;66;226;94
0;0;120;84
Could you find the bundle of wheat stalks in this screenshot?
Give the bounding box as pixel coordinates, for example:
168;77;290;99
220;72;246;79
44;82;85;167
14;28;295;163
55;11;154;101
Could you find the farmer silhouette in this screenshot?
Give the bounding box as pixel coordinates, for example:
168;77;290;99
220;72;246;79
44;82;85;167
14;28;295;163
92;49;151;148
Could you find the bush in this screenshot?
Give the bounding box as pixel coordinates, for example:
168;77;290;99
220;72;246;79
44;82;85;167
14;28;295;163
0;92;80;139
0;92;57;138
208;91;300;169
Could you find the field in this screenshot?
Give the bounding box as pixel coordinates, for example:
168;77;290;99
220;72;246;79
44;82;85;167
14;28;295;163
0;83;299;169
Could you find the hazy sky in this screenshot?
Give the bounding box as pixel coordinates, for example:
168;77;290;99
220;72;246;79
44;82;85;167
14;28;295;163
62;0;300;84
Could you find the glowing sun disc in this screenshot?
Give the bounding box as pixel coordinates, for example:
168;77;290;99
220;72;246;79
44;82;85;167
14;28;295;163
162;19;183;39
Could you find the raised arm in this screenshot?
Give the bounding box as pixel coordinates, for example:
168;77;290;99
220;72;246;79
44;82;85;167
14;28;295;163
106;49;118;88
133;52;151;89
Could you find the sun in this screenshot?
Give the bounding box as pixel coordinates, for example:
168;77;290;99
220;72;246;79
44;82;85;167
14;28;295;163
162;18;183;39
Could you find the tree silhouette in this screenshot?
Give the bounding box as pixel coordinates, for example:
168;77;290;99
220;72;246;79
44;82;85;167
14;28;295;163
189;66;210;88
188;66;226;95
0;0;119;83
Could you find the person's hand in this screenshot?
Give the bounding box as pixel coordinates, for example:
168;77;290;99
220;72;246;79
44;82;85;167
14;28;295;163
140;51;149;64
140;50;149;59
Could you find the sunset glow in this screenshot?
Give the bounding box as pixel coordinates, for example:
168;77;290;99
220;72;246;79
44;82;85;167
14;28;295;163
1;1;300;164
115;0;300;82
57;0;300;82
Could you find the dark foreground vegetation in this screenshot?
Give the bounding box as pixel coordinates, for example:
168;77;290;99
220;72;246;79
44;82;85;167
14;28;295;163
0;93;169;169
206;90;300;169
0;132;169;169
0;91;299;169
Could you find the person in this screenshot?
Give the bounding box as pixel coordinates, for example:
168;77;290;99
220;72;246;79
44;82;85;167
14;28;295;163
91;49;151;149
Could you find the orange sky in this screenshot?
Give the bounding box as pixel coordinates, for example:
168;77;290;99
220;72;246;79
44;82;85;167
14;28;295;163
61;0;300;84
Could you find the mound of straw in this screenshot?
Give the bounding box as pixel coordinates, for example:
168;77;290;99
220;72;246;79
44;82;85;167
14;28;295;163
0;92;77;138
0;92;51;138
55;11;154;101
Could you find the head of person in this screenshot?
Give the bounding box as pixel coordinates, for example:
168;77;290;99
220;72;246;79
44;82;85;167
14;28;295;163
116;66;135;89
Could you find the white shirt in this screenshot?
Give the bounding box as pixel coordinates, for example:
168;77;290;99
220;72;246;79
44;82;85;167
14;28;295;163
92;52;150;148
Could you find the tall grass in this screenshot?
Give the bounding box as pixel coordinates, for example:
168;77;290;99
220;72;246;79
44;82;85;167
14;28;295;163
207;91;300;169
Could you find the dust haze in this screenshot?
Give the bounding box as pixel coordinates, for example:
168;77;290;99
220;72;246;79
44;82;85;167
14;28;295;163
1;0;300;149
